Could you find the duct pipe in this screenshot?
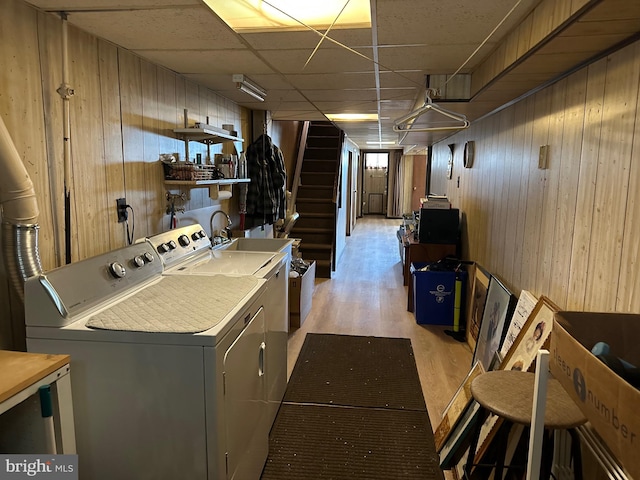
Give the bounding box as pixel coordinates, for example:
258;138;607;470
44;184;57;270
0;113;43;303
56;12;74;265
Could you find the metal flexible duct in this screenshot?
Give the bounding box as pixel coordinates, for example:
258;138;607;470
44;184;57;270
0;114;43;302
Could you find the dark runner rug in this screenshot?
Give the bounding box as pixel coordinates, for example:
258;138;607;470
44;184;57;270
283;333;427;411
262;334;444;480
261;403;442;480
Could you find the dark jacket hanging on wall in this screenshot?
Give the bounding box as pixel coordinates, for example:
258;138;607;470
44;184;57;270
245;134;286;225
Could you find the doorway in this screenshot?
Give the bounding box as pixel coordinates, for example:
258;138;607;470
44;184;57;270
362;152;389;215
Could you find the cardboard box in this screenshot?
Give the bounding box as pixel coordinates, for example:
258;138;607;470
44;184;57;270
289;261;316;328
550;312;640;479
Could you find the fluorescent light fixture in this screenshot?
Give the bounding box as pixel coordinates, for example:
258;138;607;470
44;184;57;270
232;74;266;102
326;113;378;121
203;0;371;33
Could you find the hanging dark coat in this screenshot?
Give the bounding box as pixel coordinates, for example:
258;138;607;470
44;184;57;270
245;134;286;225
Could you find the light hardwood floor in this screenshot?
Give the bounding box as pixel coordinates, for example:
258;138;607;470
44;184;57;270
287;215;473;429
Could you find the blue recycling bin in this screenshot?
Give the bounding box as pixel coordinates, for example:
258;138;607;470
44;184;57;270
410;262;466;327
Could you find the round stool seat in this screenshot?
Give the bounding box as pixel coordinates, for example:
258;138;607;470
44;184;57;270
471;371;586;429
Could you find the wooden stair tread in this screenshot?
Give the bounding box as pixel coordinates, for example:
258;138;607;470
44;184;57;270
298;243;332;250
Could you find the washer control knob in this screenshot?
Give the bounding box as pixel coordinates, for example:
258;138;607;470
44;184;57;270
132;255;145;268
178;234;191;247
168;240;177;250
109;262;126;278
157;243;170;254
143;252;154;263
199;229;207;239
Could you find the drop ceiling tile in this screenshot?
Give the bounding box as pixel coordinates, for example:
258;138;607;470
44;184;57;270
314;101;378;113
378;71;425;89
183;73;294;92
285;72;377;90
270;111;327;121
241;28;373;50
63;7;244;50
375;0;539;46
25;0;199;9
258;46;375;74
133;49;275;75
379;88;421;102
377;43;496;73
302;89;379;102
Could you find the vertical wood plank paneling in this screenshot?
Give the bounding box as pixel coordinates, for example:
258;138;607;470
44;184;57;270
549;70;587;307
185;81;206;211
617;73;640;311
118;50;146;239
510;97;536;289
98;40;127;250
141;60;161;236
494;109;515;278
584;44;640;310
535;79;567;296
566;61;606;309
68;26;110;261
0;2;55;269
37;11;65;268
517;88;551;294
503;104;525;285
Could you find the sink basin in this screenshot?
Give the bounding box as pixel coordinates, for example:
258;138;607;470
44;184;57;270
217;238;294;256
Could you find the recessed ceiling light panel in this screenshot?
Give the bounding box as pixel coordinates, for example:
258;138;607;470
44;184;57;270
204;0;371;33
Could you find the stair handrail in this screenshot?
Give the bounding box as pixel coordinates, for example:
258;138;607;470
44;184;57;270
290;121;310;209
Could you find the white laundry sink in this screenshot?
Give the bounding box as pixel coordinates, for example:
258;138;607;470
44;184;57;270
216;238;294;255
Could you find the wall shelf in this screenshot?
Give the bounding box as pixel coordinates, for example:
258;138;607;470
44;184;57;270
164;178;249;200
173;125;244;145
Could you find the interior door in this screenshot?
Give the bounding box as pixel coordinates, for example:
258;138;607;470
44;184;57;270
224;307;267;480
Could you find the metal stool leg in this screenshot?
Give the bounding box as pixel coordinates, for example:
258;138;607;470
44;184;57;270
464;405;488;479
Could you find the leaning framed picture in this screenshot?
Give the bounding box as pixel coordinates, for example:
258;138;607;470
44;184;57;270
434;361;484;452
472;276;515;371
465;264;490;352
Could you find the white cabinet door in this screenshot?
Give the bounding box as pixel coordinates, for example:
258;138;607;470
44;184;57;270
223;307;268;480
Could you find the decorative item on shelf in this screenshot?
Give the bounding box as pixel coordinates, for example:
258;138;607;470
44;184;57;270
463;141;475;168
161;159;220;181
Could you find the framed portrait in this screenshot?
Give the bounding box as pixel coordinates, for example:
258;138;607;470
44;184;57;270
465;264;490;352
472;276;515;371
471;296;561;465
499;295;559;372
434;361;484;452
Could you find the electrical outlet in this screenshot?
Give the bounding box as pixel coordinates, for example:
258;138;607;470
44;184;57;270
116;198;128;223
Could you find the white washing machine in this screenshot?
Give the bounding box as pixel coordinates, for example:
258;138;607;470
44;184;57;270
144;224;291;428
25;240;273;480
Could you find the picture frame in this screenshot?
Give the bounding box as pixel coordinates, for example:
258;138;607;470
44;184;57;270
471;295;561;466
472;276;515;371
465;264;490;352
439;400;482;470
434;361;484;452
498;289;538;361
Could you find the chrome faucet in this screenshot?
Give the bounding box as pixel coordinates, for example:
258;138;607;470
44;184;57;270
209;210;232;245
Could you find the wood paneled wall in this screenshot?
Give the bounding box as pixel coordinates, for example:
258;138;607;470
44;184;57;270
431;39;640;313
0;1;245;349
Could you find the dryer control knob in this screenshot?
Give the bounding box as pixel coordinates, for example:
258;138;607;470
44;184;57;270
168;240;177;250
157;243;170;254
109;262;126;278
132;255;145;268
178;234;191;247
143;252;154;263
199;229;207;239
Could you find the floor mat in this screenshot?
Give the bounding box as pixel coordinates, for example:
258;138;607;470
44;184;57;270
261;403;443;480
283;333;427;411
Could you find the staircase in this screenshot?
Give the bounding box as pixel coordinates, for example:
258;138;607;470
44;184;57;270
291;122;343;278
